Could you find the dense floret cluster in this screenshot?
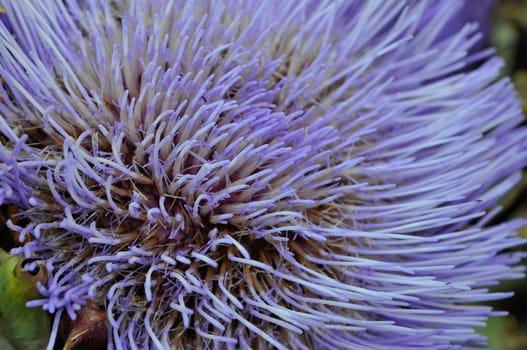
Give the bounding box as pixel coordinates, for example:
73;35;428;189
0;1;525;349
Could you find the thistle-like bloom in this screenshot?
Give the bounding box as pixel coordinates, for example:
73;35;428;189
0;1;526;349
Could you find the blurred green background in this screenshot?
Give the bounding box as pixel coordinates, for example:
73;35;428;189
479;1;527;349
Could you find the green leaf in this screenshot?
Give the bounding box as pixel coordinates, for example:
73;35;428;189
0;248;51;350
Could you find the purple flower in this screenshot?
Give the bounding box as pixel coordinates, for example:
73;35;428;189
440;0;495;48
0;1;526;349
